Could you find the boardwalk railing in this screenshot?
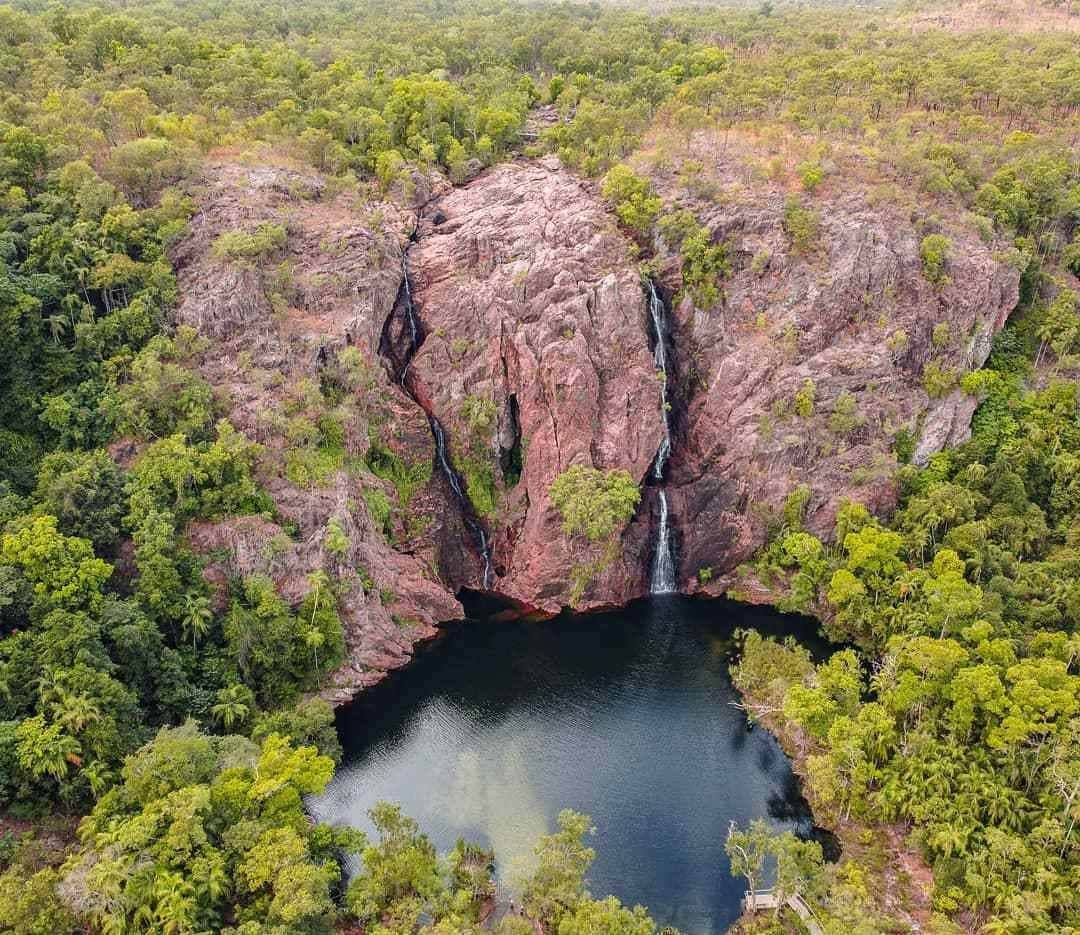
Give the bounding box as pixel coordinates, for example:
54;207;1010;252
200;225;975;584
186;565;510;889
743;889;823;935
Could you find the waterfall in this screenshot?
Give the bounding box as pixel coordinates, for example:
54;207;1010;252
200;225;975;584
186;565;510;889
646;279;676;594
380;234;494;590
398;250;421;385
652;490;676;593
430;415;494;589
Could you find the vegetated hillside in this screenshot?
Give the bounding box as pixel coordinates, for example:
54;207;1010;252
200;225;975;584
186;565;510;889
0;0;1076;932
902;0;1080;34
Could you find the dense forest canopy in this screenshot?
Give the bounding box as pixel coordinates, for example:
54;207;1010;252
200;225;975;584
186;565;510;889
0;0;1076;931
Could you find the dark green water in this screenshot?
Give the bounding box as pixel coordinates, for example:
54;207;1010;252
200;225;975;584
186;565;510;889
310;594;831;934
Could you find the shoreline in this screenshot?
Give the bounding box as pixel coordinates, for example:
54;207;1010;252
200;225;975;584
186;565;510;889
731;679;937;933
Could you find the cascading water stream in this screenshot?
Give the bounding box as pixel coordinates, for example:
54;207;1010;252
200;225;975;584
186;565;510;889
429;416;493;589
646;280;676;594
382;232;493;589
397;251;419;386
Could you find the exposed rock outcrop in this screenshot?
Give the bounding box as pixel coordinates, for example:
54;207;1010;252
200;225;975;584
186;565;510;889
647;180;1018;590
167;151;1020;700
171;159;461;703
406;156;664;610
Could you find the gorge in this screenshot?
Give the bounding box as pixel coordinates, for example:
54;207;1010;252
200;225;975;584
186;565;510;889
2;1;1077;932
171;151;1019;701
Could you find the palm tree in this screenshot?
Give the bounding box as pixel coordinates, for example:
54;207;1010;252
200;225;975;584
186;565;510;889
182;592;213;653
53;691;103;734
17;717;81;781
46;313;67;344
84;761;113;798
211;684;252;731
305;627;326;681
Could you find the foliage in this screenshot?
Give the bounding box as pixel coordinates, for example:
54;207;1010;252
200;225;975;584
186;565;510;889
923;360;959;399
793;379;816;418
224;574;345;707
737;367;1080;928
550;466;640;543
345;802;492;930
0;864;78;934
679;226;730;310
828;392;862;436
212;223;288;265
920;234;952;287
366;430;433;509
521;809;596;927
601;165;661;234
0;1;1076;930
782;197;819;255
62;725;346;934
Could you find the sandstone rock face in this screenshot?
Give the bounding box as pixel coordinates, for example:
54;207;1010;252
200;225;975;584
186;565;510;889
171;160;461;704
168;154;1020;702
649;184;1018;593
406;156;665;610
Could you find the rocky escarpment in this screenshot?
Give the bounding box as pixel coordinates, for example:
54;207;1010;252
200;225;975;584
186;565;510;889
403;156;665;610
645;172;1019;591
171;160;461;703
168;151;1020;698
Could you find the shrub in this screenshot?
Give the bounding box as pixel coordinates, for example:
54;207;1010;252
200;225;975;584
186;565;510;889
828;391;861;435
601;165;661;234
886;329;909;358
919;234;951;286
793;379;816;418
923;359;958;398
931;322;952;348
680;225;730;310
461;394;497;435
211;222;287;264
460;454;498;517
550;465;640;541
365;431;432;508
782;196;818;255
324;516;349;557
657;209;699;250
782;484;812;531
797;160;824;192
363;487;393;538
1064;234;1080;277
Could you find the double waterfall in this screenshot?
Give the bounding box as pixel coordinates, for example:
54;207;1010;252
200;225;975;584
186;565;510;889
385;242;493;589
646;280;677;594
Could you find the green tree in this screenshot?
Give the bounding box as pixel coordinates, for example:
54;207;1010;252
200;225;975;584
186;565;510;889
550;467;640;542
919;234;952;287
601;165;661;234
725;819;770;911
521;809;596;926
211;683;254;730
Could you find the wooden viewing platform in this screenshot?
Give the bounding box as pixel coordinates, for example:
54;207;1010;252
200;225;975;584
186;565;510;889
743;889;823;935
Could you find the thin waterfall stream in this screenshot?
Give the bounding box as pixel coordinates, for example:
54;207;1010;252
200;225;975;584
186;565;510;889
380;229;493;589
646;279;676;594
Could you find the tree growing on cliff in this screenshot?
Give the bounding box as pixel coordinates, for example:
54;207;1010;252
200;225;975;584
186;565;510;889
550;466;640;543
919;234;952;287
601;165;661;234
